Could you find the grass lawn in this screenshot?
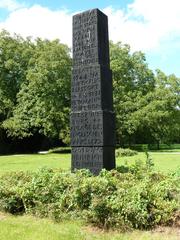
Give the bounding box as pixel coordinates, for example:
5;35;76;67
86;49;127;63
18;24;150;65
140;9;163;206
116;152;180;173
0;152;179;239
0;151;180;174
0;212;179;240
0;153;71;173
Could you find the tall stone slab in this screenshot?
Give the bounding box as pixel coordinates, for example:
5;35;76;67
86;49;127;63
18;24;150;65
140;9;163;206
71;9;115;174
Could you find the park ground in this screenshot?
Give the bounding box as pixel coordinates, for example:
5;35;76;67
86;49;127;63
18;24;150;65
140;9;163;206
0;150;180;240
0;151;180;174
0;212;180;240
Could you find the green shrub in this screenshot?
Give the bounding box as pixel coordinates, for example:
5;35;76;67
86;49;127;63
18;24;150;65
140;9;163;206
116;148;138;157
0;166;179;230
0;171;32;213
87;170;180;229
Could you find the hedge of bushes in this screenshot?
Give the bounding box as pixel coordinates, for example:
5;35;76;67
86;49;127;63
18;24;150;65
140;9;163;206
0;163;179;230
115;148;138;157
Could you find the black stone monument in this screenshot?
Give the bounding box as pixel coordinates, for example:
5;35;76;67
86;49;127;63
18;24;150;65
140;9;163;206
71;8;115;174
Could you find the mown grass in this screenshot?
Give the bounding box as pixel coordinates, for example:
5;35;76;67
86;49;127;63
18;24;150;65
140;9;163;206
116;152;180;173
0;213;179;240
0;153;70;173
0;151;179;174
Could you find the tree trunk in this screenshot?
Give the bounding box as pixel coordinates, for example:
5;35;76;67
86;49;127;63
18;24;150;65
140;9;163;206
157;140;160;150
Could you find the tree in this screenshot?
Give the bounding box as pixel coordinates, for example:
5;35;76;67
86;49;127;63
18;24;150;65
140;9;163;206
0;30;35;150
1;33;179;148
3;37;71;144
143;70;180;145
0;30;34;118
110;42;180;146
110;42;155;145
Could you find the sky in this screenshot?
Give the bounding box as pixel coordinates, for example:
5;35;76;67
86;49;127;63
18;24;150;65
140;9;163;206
0;0;180;77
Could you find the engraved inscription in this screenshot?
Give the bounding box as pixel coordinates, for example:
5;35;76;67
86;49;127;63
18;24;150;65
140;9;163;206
72;147;103;174
73;10;97;28
71;111;103;146
71;111;115;146
73;10;98;66
71;66;101;111
71;9;115;174
71;146;115;174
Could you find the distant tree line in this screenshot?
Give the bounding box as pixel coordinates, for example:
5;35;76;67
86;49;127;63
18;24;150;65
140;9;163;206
0;31;179;153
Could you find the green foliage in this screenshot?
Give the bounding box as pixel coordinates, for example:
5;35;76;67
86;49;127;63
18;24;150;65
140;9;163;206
124;143;180;151
145;151;154;170
0;166;179;230
110;42;155;144
117;151;155;178
0;172;32;213
110;42;180;145
116;148;138;157
0;31;71;144
3;38;71;142
0;30;34;144
0;32;179;147
129;73;180;145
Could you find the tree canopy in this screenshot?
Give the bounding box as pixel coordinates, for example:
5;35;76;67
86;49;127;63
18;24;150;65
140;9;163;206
0;31;179;150
110;42;180;146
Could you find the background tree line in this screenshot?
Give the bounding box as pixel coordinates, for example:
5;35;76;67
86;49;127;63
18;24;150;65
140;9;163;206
0;31;179;153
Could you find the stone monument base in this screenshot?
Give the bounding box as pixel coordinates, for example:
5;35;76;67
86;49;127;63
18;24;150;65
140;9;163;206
71;146;115;175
